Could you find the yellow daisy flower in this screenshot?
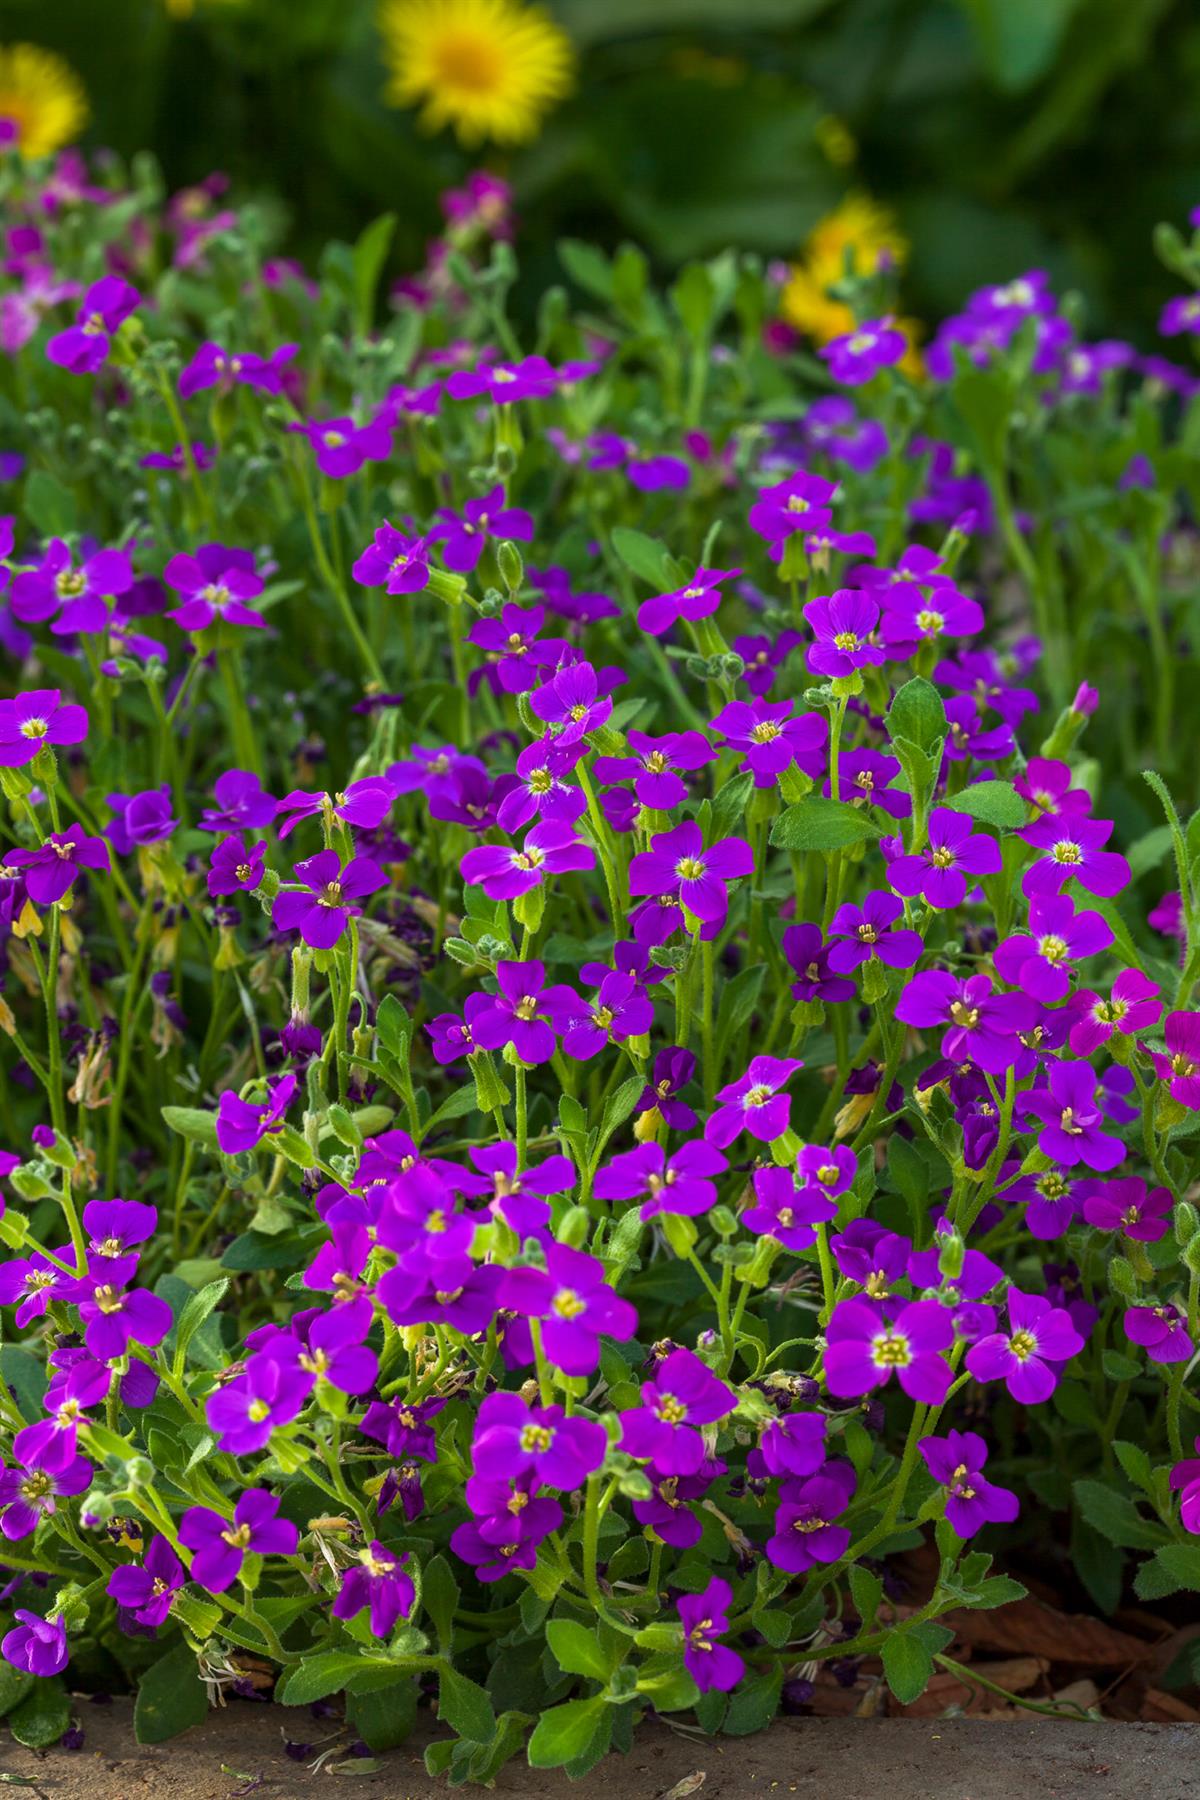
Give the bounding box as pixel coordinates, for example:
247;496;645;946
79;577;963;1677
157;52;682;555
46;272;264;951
378;0;574;146
781;194;908;346
0;43;88;160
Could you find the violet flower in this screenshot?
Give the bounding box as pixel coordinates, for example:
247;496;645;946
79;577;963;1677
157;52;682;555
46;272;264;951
619;1348;735;1476
0;688;88;767
272;849;387;949
2;1610;68;1677
107;1536;183;1629
919;1430;1019;1538
678;1578;745;1692
46;276;139;373
705;1055;803;1148
332;1542;414;1638
179;1490;298;1592
966;1290;1085;1401
887;807;1002;910
825;1299;953;1403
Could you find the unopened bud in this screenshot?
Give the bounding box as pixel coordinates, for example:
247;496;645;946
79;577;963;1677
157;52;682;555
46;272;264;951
557;1205;589;1249
1175;1201;1199;1247
497;540;524;595
937;1229;966;1281
1108;1254;1139;1301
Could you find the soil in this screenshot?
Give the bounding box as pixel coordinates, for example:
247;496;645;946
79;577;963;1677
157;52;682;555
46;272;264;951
2;1705;1199;1800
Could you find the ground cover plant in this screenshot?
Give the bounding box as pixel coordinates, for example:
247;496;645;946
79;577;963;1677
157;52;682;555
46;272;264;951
1;142;1200;1778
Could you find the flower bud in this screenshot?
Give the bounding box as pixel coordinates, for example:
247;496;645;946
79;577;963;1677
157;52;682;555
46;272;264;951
1175;1201;1199;1247
1182;1231;1200;1278
937;1229;966;1281
1108;1253;1139;1301
9;1162;55;1201
497;540;524;595
35;1128;77;1172
557;1205;590;1249
326;1104;362;1150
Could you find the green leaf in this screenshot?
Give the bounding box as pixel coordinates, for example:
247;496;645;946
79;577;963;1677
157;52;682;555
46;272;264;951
0;1348;47;1423
950;357;1015;471
421;1554;460;1653
968;1575;1028;1609
611;526;673;588
881;1630;933;1705
527;1697;606;1768
160;1106;220;1150
595;1076;644;1157
375;994;411;1062
546;1618;612;1681
8;1677;70;1749
769;794;881;851
671;261;716;342
172;1278;229;1371
941;781;1026;828
24;470;76;538
1135;1543;1200;1599
753;1607;792;1648
172;1588;223;1641
1072;1479;1166;1549
276;1653;410;1707
721;1666;782;1735
438;1665;496;1744
956;0;1081;90
0;1662;34;1721
715;962;765;1043
848;1564;884;1629
134;1644;209;1744
346;1676;419;1752
558;239;614;302
1113;1440;1155;1495
351;212;396;333
711;769;756;841
888;677;947;754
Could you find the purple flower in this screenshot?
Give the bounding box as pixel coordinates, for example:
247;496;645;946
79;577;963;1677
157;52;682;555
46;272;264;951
1160;294;1200;337
199;769;277;833
500;1245;638;1376
1020;813;1131;899
0;688;88;767
743;1166;837;1251
46;276;139;373
636;566;741;637
216;1072;297;1155
1018;1062;1125;1172
994;894;1113;1003
1070;969;1161;1057
632;1462;721;1548
756;1413;827;1480
634;1048;699;1132
332;1542;414;1638
782;923;856;1005
460;818;594;901
678;1578;745;1692
206;1349;311;1454
468;960;575;1066
434;484;533;574
593;1139;728;1220
551;971;653;1062
0;1455;90;1540
10;540;134;633
178;341;296;399
629;821;753;937
893;970;1036;1075
105;785;177;855
472;1391;606;1490
289;413;392;479
352;521;432;596
275;778;396;840
1150;1011;1200;1110
919;1430;1019;1538
2;1610;68;1677
706;1055;803;1149
107;1536;184;1629
803;590;886;679
208;835;267;897
765;1463;856;1573
820;317;906;384
1124;1304;1194;1366
748;471;837;561
446;355;560;404
163;544;265;632
68;1276;172;1360
887;808;1003;910
593;730;716;811
800;396;888;473
272;849;387;949
5;826;110;905
877;581;984;657
966;1290;1086;1401
1082;1178;1171;1242
360;1395;446;1462
827;747;910;820
620;1348;736;1475
180;1490;298;1592
709;699;827;790
826;1299;953;1403
827;891;922;972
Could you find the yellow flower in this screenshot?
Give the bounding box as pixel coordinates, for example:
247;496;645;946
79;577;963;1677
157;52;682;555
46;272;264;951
0;43;88;160
781;194;908;345
378;0;573;146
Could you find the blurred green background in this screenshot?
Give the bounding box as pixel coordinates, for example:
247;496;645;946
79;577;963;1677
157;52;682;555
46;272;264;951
3;0;1198;342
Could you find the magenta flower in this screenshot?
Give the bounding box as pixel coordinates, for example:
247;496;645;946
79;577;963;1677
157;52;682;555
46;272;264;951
709;698;827;789
894;970;1036;1075
919;1430;1019;1538
637;566;741;637
705;1055;803;1149
993;893;1113;1002
445;354;560;403
593;729;716;810
594;1139;728;1220
215;1072;298;1156
272;849;387;949
289;413;392;479
529;659;614;743
178;341;296;399
825;1298;954;1403
4;827;110;905
180;1490;298;1592
742;1166;837;1251
460;818;594;901
468;960;575;1066
107;1536;183;1628
803;590;887;678
748;471;837;561
352;521;432;596
332;1542;414;1638
472;1391;606;1490
782;922;856;1004
1082;1178;1171;1242
434;484;534;573
1020;813;1132;899
877;582;984;656
207;835;267;897
10;539;133;632
68;1276;172;1360
888;807;1003;910
820;317;907;384
1;1610;68;1677
0;688;88;767
678;1578;745;1692
756;1414;827;1480
274;778;395;839
628;821;753;936
765;1463;856;1572
966;1289;1085;1401
826;890;922;972
1124;1304;1194;1365
1019;1062;1125;1171
468;603;566;695
199;769;277;832
828;747;910;820
1070;969;1161;1056
46;276;139;373
620;1348;736;1475
163;544;266;632
1150;1011;1200;1110
206;1349;311;1454
500;1245;637;1376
